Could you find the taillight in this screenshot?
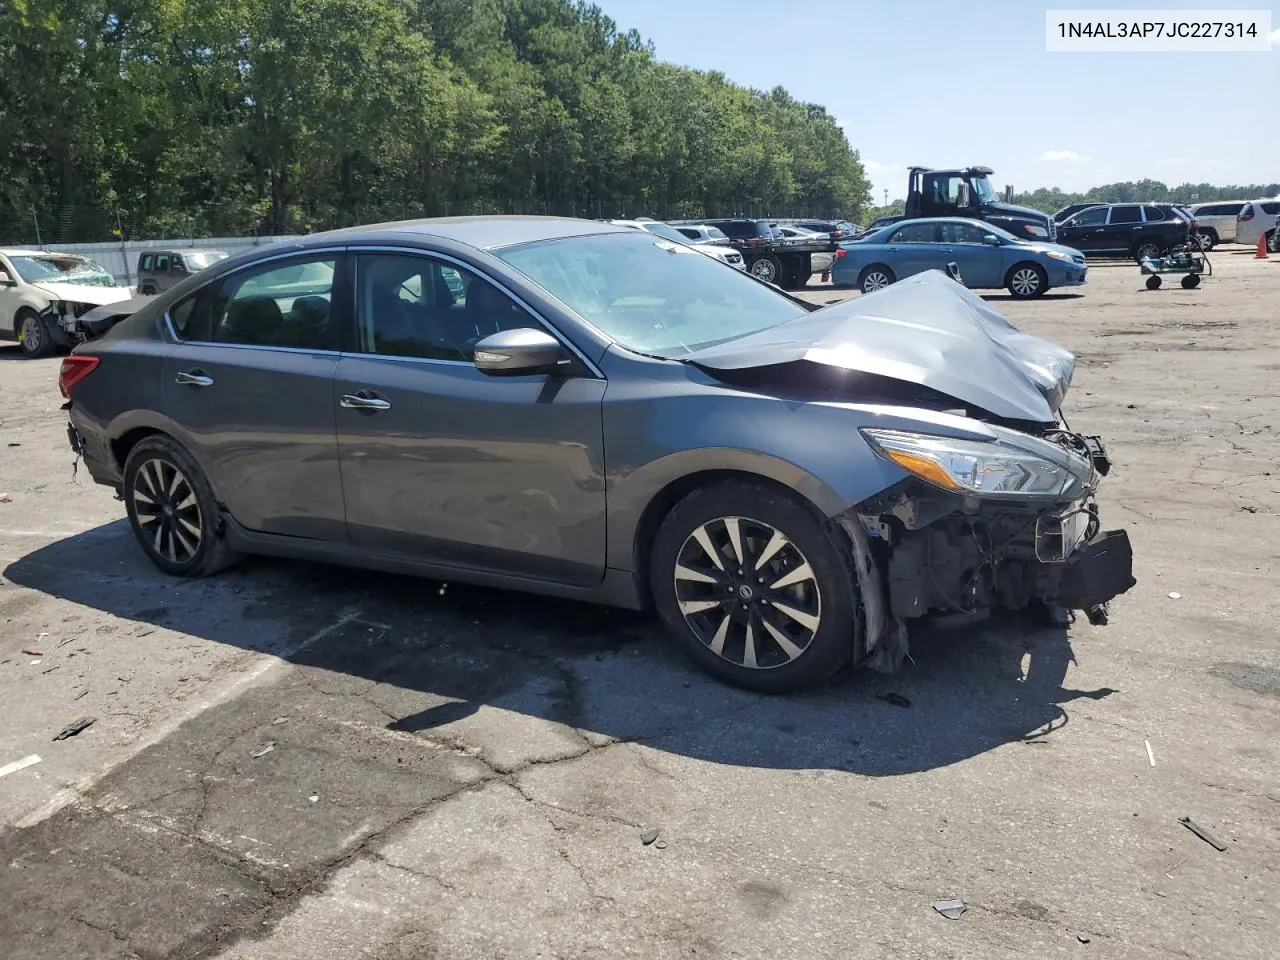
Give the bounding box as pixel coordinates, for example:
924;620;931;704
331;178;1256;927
1239;206;1254;221
834;248;847;260
58;355;100;398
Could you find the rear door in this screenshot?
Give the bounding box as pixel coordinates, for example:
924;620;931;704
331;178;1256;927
1100;204;1143;252
333;250;607;584
882;221;942;277
159;251;349;540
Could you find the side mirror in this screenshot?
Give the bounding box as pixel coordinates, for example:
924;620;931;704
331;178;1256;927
0;270;13;285
473;328;567;376
982;234;1000;246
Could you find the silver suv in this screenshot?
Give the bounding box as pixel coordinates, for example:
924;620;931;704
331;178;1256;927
1187;201;1248;248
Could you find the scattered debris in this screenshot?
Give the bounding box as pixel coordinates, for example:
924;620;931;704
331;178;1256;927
1240;505;1258;514
1165;859;1186;879
1077;934;1092;944
0;754;43;779
56;636;77;648
1167;592;1182;600
21;648;43;657
29;659;41;666
641;826;660;845
308;795;320;803
1179;817;1227;852
53;716;97;741
878;692;912;708
6;442;19;447
933;899;966;920
271;716;290;725
73;689;89;701
655;840;668;849
0;494;11;504
250;741;277;759
1145;740;1156;767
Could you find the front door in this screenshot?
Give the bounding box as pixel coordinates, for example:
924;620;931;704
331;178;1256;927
1099;204;1143;252
0;254;24;337
159;252;349;540
1057;206;1110;253
937;221;1003;288
334;251;607;585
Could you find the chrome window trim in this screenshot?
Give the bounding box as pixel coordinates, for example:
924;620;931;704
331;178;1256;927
349;244;605;380
162;245;348;346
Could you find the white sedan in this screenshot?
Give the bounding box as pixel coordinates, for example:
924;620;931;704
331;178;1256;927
0;249;133;356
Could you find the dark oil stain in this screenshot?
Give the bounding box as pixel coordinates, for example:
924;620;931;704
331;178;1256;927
1211;662;1280;699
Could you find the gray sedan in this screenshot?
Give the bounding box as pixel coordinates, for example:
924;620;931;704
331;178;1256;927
60;217;1134;692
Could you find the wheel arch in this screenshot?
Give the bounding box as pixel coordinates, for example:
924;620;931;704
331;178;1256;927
622;459;848;608
857;262;895;288
1003;259;1048;286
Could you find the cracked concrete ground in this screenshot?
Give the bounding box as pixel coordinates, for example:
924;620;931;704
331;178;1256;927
1;252;1278;959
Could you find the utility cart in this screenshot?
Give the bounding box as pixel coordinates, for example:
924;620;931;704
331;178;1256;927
1139;243;1211;290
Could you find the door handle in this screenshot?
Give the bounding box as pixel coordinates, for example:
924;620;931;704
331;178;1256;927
175;370;213;388
340;393;391;411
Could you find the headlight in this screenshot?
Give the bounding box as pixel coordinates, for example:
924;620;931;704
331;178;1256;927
862;429;1090;499
1044;250;1072;261
1022;224;1049;238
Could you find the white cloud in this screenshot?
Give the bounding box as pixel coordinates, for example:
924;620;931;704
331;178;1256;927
1270;27;1280;45
861;158;898;174
1038;150;1093;163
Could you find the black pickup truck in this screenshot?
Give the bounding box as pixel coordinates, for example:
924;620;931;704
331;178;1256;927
676;217;843;289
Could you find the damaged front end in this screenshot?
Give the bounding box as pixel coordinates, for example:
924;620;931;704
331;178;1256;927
39;299;109;347
842;423;1135;672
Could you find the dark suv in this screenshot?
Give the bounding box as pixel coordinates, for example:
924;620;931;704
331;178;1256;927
1056;203;1193;261
698;218;778;250
1053;203;1097;224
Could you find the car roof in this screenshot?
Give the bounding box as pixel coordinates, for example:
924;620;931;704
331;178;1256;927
0;247;96;257
303;215;628;250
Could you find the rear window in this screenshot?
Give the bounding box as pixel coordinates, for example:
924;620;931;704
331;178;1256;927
1262;201;1280;215
1110;205;1142;225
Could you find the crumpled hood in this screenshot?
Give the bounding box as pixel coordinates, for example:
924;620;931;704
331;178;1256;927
688;270;1075;423
32;281;132;306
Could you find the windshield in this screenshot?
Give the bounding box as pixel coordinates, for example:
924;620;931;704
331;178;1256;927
496;233;807;358
977;222;1024;243
705;226;728;241
970;175;1000;204
639;222;694;245
184;252;228;270
9;254;117;287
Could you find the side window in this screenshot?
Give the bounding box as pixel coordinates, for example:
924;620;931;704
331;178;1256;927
154;254;170;271
1262;202;1280;215
355;254;533;362
140;254;154;271
1070;207;1108;227
889;223;936;243
677;228;699;240
940;222;987;244
207;257;337;349
1142;206;1166;222
168;294;200;338
1109;205;1141;224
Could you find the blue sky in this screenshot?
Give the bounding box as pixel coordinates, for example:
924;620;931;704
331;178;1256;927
595;0;1280;201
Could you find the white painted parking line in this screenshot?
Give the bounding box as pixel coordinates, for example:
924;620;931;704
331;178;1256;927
0;754;42;779
10;609;364;829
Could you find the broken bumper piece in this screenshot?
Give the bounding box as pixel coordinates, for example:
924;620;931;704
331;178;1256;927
1056;529;1136;610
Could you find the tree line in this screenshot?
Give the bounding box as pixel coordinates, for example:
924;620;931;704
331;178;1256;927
0;0;871;244
1013;179;1280;214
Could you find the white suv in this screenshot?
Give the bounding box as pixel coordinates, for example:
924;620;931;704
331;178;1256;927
606;220;747;270
1187;201;1248;248
1235;199;1280;251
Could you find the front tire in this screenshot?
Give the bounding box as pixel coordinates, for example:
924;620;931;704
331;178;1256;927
649;481;860;693
123;436;239;577
16;310;54;358
858;264;895;294
1006;263;1047;299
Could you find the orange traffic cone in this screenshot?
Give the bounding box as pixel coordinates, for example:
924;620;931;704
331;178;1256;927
1256;232;1269;259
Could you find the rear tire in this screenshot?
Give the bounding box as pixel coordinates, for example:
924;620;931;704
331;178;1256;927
1146;275;1162;290
748;254;783;285
123;435;239;578
1181;274;1200;289
858;264;895;294
1194;229;1216;251
140;284;157;296
649;480;860;693
1132;240;1163;262
1006;263;1047;299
